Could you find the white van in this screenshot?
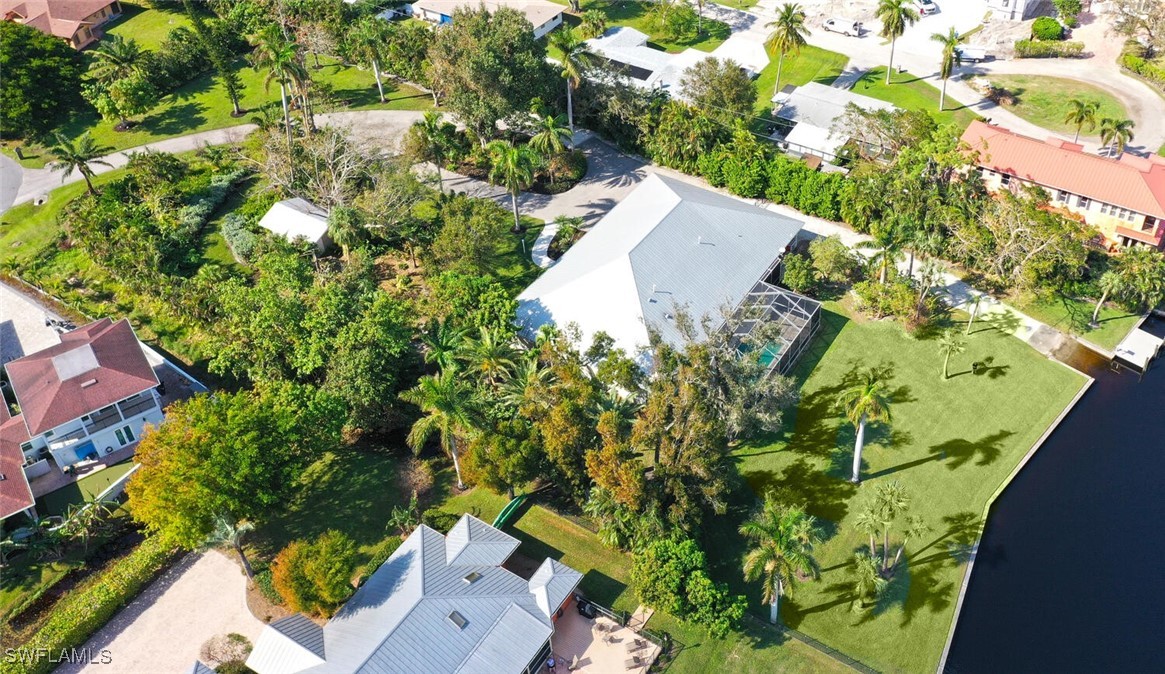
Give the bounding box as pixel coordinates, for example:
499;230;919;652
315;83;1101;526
823;18;862;37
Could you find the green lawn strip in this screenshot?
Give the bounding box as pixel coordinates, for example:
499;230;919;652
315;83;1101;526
713;0;760;10
0;174;115;269
102;1;195;50
753;46;849;114
854;67;980;131
981;74;1128;138
491;218;546;295
699;303;1086;674
200;177;262;272
441;488;849;673
552;0;731;54
35;461;137;517
0;560;75;624
1009;292;1141;352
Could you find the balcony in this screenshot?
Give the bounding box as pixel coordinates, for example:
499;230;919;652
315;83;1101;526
117;393;158;420
1115;224;1164;247
47;426;88;451
83;405;124;434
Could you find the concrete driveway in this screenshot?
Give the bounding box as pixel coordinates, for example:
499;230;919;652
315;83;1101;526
55;550;263;674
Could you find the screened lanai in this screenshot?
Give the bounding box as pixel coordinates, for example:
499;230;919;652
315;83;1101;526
727;279;822;375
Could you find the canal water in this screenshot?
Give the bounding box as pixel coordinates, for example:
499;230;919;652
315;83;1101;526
944;316;1165;673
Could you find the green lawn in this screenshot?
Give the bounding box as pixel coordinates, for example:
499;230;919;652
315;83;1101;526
1010;292;1142;352
554;0;731;53
103;1;194;50
754;46;849;113
36;461;137;517
1157;143;1165;157
697;303;1086;673
854;67;980;131
984;74;1128;138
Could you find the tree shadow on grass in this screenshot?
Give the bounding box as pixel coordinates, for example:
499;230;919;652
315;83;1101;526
929;429;1015;470
139;102;208;138
744;458;858;524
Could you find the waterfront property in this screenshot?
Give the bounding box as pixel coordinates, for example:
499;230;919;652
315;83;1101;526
0;0;122;49
246;514;585;674
961;120;1165;250
410;0;563;39
515;174;821;373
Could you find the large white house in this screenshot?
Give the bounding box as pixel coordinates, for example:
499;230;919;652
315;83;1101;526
410;0;564;39
516;175;821;373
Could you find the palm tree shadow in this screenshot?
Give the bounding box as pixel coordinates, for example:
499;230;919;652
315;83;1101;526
928;429;1015;470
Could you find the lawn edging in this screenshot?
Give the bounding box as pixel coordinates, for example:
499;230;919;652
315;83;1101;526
936;371;1093;673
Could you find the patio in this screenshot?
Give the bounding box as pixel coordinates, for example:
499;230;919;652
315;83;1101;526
550;605;661;674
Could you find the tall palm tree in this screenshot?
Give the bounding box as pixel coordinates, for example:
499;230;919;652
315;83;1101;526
414;112;456;193
204;516;256;578
1063;99;1099;144
872;481;909;570
400;368;477;489
854;505;881;557
1091;246;1165;326
88;34;144;85
47;132;112;195
1099;117;1136;156
850;551;887;610
548;28;593;147
877;0;920;85
487;140;538;233
838;369;893;484
457;327;517;388
422;317;468;371
964;293;986;335
889;515;930;573
739;497;821;624
348;16;391;103
327;205;363;261
501;355;554;409
249;25;303;147
930;27;964;111
529;110;572;184
765;3;810;100
938;328;966;380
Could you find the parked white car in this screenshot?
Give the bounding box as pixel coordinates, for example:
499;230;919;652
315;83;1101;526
823;18;863;37
955;46;991;63
913;0;939;15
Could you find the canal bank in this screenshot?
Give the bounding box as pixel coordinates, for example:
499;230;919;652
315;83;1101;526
942;316;1165;673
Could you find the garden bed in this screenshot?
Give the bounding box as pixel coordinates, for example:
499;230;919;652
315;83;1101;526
455;147;587;195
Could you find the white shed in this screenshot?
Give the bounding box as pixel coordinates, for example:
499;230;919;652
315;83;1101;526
257;198;331;252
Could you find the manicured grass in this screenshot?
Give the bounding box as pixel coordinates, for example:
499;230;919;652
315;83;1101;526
854;67;980;131
697;303;1086;674
715;0;760;9
0;170;124;269
0;560;74;623
491;218;546;296
754;46;849;113
442;489;850;674
36;462;137;517
1010;292;1142;352
555;0;731;53
984;74;1128;138
103;2;194;50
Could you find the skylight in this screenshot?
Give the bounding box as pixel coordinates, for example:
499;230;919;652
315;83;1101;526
462;571;482;584
447;610;468;630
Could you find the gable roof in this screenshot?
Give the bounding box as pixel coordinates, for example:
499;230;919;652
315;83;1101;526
1;0;116;39
247;514;576;674
961;120;1165;219
528;558;583;619
0;413;35;520
516;174;805;361
258;198;330;245
774;82;899;126
5;318;159;437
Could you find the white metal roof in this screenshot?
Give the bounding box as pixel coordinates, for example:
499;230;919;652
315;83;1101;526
784;121;846;160
772;81;899;125
411;0;562;26
258;198;330;245
1114;328;1164;371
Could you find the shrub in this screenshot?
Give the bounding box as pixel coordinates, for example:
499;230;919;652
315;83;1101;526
810;234;859;283
272;531;358;617
781;253;815;293
631;538;746;638
222;213;260;262
359;537;404;583
1031;17;1064;41
422;508;460;534
253;567;282;605
697;152;726;187
1120;53;1165;91
684;571;747;638
853;278;916;319
1014;39;1084;58
10;536;176;674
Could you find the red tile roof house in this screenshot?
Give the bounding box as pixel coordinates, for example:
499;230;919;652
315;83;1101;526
1;0;122;50
0;318;163;521
961;120;1165;251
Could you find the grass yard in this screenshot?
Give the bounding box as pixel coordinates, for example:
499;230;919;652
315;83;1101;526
984;74;1128;139
554;0;731;53
854;67;980;131
1010;292;1142;352
695;303;1086;673
753;46;849;114
35;461;137;517
103;1;194;50
0;175;114;269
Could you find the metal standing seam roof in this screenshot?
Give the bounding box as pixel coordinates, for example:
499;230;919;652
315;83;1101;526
516;174;805;363
246;514;577;674
773;82;899;125
961;120;1165;219
528;558;583;619
258;198;331;245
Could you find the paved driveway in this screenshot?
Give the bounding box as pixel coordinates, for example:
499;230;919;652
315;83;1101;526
55;550;263;674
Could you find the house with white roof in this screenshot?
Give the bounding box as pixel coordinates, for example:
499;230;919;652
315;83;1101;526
410;0;563;39
771;82;900;163
258;198;332;252
516;174;821;373
245;514;583;674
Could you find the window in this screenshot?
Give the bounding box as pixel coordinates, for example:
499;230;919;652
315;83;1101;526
1144;216;1158;232
999;173;1011;187
20;442;32;453
1056;190;1070;203
447;611;468;630
1099;203;1110;215
115;425;136;446
1077;195;1091;209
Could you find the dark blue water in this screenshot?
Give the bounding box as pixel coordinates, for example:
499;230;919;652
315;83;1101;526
945;317;1165;673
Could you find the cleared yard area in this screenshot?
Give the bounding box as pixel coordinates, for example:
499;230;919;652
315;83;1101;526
36;461;137;517
1010;292;1142;353
753;46;849;114
982;74;1128;138
855;67;980;130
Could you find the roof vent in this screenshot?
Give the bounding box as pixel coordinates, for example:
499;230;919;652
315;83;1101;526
0;474;6;481
447;610;468;630
462;571;482;584
81;379;98;388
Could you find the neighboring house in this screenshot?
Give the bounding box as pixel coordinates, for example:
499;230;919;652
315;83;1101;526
961;120;1165;250
0;0;122;49
410;0;564;39
771;82;900;163
258;198;332;253
0;318;163;520
245;514;583;674
516;174;822;374
984;0;1037;21
585;27;765;99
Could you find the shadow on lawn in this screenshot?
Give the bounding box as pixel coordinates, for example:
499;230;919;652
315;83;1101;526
745;459;858;524
868;429;1014;478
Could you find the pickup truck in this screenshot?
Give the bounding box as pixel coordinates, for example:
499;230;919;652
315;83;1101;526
955;46;991;63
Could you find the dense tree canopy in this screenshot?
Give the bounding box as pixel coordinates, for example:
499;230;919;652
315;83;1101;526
0;22;85;139
680;57;757;126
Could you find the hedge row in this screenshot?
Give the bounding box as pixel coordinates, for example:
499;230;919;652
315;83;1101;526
700;149;846;222
7;536;177;674
1014;39;1084;58
1119;53;1165;91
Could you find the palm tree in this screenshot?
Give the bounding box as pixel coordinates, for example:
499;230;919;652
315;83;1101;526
906;229;943;279
858;224;907;284
765;4;811;100
457;327;517;388
850;551;887;610
889;515;930;573
580;10;607;39
529;110;573;184
88;34;143;85
1063;99;1099;144
422;317;468;371
47;132;112;195
548;28;593;148
414;111;456;193
938;328;967;380
964;293;986;335
348;16;391;103
62;498;117;554
487;140;538;233
249;25;304;147
205;516;256;578
400;369;476;489
873;481;908;570
501;355;554;409
1099;117;1135;156
1091;247;1165;326
930;28;964;111
327;205;363;261
739;497;821;624
838;369;893;484
854;505;881;557
877;0;920;85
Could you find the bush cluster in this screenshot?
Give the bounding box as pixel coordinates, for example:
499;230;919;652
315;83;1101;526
421;507;460;534
1014;39;1084;58
358;537;405;584
272;530;358;617
631;539;746;638
1120;53;1165;92
222;213;260;262
175;167;248;241
1031;17;1064;41
10;536;176;674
